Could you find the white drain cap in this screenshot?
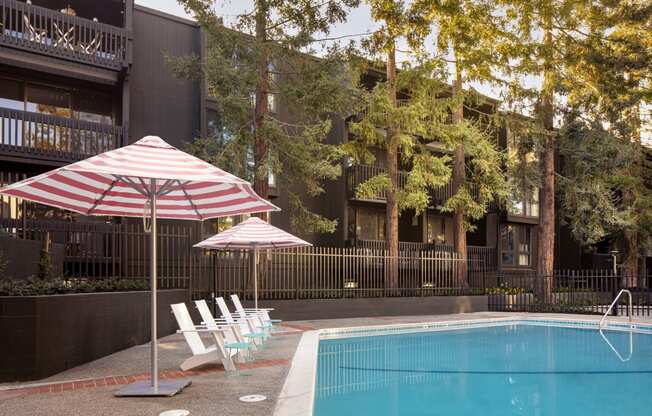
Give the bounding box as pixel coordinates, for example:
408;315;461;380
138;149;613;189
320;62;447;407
239;394;267;403
159;410;190;416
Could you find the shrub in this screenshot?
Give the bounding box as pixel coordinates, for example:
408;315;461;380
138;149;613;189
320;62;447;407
0;278;149;296
485;285;531;295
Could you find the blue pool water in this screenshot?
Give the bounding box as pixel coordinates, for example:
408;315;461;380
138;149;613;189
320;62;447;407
314;323;652;415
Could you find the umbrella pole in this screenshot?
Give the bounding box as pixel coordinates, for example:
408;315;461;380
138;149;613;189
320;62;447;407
150;180;158;391
115;179;191;397
253;246;258;310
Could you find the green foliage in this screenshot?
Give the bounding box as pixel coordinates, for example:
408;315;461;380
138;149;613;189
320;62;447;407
37;248;54;281
0;251;6;277
557;114;635;245
0;278;149;297
170;0;363;234
345;60;456;215
485;285;531;295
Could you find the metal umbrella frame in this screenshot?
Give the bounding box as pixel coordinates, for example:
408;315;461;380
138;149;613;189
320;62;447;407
0;136;279;396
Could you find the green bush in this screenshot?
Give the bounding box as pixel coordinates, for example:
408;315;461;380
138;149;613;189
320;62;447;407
485;285;531;295
0;278;149;296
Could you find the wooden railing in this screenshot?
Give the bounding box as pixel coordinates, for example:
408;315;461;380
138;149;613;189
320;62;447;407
0;0;129;70
346;164;490;208
0;107;123;162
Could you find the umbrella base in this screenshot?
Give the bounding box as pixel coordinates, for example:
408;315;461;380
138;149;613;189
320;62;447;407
114;380;191;397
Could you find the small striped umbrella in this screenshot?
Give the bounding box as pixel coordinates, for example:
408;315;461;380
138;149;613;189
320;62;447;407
195;217;311;308
0;136;278;396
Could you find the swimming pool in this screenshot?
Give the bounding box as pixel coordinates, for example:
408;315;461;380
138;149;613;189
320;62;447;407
314;321;652;416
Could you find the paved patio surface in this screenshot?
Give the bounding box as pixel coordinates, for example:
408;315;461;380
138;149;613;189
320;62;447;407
0;312;649;416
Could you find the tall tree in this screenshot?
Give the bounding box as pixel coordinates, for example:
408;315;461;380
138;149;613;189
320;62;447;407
348;0;507;289
359;0;411;279
555;0;652;282
500;0;651;292
415;0;511;286
171;0;361;233
495;0;579;300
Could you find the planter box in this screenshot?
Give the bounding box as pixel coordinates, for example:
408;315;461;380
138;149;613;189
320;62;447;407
240;295;488;321
0;289;187;382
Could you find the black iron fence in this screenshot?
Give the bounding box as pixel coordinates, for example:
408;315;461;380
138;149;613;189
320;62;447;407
488;270;652;316
0;217;206;291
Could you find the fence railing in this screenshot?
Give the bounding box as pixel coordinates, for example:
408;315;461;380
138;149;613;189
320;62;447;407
0;107;123;162
0;0;129;70
488;270;652;316
0;217;204;290
346;164;487;207
209;247;494;300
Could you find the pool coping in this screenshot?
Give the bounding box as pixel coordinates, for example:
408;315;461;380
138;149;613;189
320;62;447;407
272;314;652;416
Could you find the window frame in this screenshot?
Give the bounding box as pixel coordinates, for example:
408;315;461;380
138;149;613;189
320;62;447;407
501;224;533;268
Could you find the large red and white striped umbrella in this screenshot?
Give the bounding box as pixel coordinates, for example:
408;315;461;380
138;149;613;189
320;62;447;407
0;135;278;220
0;135;278;397
194;217;311;250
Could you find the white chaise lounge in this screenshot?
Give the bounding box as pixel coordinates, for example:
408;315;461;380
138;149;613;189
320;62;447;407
231;294;282;327
215;297;268;345
194;299;253;362
170;303;242;372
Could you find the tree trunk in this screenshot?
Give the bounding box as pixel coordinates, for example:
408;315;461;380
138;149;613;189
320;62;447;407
537;24;555;302
451;61;468;288
385;42;399;294
622;103;642;288
253;0;269;207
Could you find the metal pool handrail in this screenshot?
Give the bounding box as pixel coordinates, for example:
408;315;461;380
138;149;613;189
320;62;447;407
600;289;633;328
599;328;633;362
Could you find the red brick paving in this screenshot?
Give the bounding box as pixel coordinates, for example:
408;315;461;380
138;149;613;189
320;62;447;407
0;358;289;400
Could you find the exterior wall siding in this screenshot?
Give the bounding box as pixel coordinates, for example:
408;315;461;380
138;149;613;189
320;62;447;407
129;6;201;147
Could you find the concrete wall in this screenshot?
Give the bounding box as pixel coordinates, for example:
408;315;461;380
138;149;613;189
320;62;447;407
242;295;488;321
0;289;187;382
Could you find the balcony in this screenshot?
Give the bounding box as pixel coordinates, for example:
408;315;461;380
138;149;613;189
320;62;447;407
0;0;129;71
346;164;457;207
0;107;124;163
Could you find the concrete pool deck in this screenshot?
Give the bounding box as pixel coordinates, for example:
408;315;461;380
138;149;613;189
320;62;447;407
1;312;650;415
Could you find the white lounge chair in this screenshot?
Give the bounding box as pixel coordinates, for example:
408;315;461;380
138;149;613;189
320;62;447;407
215;297;267;345
194;299;253;362
170;303;240;372
231;294;282;327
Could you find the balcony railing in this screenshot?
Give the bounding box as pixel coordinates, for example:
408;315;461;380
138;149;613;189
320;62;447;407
0;107;124;162
0;0;129;70
346;164;461;206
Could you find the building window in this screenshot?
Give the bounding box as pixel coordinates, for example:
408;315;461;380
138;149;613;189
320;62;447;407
349;207;385;241
508;190;539;217
501;224;532;267
427;215;448;244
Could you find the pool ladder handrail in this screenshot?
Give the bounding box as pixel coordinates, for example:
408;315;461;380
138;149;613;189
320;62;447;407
599;328;633;362
599;289;633;328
